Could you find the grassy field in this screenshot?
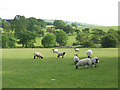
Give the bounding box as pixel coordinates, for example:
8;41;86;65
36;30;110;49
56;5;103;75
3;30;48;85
2;48;118;88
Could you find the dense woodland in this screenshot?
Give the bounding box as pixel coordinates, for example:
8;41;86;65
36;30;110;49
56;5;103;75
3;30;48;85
0;15;120;48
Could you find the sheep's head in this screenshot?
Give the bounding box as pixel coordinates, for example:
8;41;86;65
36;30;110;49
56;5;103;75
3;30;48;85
95;57;99;63
93;57;99;63
41;56;43;59
88;56;90;58
63;52;66;55
74;54;78;57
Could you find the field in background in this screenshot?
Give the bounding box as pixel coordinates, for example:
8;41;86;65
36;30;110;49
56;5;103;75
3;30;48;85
2;48;118;88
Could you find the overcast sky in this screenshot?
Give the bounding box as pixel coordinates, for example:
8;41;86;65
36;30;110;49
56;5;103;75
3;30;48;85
0;0;119;26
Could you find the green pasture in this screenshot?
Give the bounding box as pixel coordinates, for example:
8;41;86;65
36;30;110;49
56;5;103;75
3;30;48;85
2;48;118;88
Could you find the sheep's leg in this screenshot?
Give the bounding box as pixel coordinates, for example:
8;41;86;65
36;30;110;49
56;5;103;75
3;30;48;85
84;66;86;69
62;55;64;58
81;65;83;69
91;64;93;68
87;64;89;69
76;66;78;69
75;61;78;64
57;55;60;58
34;56;35;59
97;64;98;67
74;62;76;64
95;64;96;68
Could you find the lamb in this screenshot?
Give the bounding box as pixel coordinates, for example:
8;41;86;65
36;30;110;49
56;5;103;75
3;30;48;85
74;48;79;52
52;49;58;53
74;54;79;64
91;57;99;68
34;52;43;59
76;58;91;69
57;52;66;58
86;49;93;58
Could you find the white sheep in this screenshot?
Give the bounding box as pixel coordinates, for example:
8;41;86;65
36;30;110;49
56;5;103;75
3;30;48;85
34;52;43;59
74;48;79;52
57;52;66;58
76;58;91;69
86;49;93;58
74;54;79;64
52;49;58;53
91;57;99;68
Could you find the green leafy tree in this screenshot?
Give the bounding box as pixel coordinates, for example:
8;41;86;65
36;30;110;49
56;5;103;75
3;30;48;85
2;20;11;32
82;41;94;47
38;19;46;28
71;23;77;28
75;29;80;34
41;33;56;47
56;30;67;46
27;17;39;31
76;32;83;43
17;30;36;47
47;28;56;34
32;25;44;36
13;15;27;33
12;15;37;47
101;34;117;48
91;29;106;44
63;25;74;34
2;33;16;48
82;28;90;33
91;35;100;44
53;20;66;29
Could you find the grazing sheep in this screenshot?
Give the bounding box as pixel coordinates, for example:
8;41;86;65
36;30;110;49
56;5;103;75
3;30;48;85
74;48;79;52
91;57;99;68
34;52;43;59
57;52;66;58
76;58;91;69
87;49;93;58
74;54;79;64
53;49;58;53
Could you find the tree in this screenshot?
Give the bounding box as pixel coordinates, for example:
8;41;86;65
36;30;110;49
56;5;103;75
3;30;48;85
76;32;83;44
75;29;80;34
17;30;36;47
53;20;66;29
41;33;56;47
91;35;100;44
82;28;90;33
63;25;74;34
2;20;11;32
47;28;56;34
2;33;16;48
91;29;106;44
56;30;67;46
27;17;39;31
38;19;46;28
71;23;77;28
32;25;44;36
101;34;117;48
12;15;37;48
13;15;27;33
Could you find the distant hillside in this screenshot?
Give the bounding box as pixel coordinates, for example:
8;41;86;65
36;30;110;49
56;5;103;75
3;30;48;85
44;19;99;27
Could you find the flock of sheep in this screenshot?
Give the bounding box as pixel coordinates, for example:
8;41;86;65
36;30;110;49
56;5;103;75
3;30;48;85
33;48;99;70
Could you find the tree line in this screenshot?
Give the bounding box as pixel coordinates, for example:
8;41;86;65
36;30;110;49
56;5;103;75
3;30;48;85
1;15;120;48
